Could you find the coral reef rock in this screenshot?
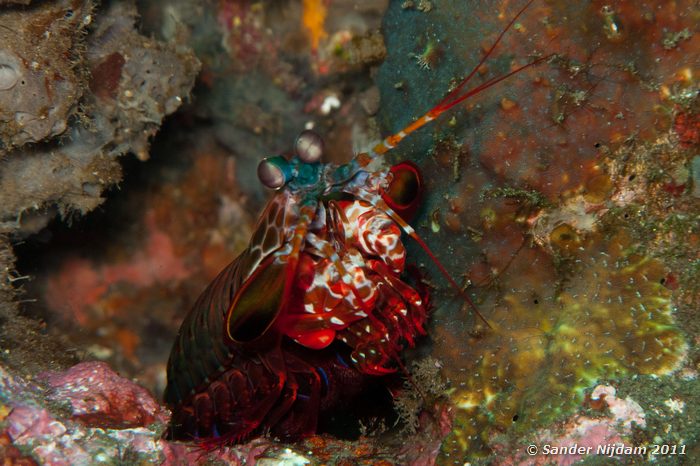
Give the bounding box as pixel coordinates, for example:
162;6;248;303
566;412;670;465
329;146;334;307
1;361;173;464
39;362;169;429
0;0;92;151
0;1;200;236
0;1;200;455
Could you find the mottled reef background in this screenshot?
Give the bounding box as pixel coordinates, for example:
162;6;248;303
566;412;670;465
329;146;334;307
0;0;698;465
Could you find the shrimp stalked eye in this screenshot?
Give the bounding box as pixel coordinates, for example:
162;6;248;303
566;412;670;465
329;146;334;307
295;130;324;163
381;161;423;220
258;155;291;189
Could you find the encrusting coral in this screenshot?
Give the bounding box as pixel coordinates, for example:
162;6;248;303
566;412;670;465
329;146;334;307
435;227;686;457
374;1;696;462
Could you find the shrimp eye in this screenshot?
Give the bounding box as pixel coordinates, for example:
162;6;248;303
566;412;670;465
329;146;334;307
257;156;290;189
295;130;324;163
382;161;423;220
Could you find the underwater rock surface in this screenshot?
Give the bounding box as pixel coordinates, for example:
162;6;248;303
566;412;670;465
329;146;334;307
0;360;302;465
0;0;198;374
0;0;91;150
0;359;447;465
0;0;698;465
0;1;199;236
376;0;698;463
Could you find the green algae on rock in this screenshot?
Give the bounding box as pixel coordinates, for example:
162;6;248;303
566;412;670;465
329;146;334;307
435;229;686;458
374;0;696;461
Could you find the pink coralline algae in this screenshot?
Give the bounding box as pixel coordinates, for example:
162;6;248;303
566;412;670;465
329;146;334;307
0;361;297;465
2;361;167;464
39;361;168;429
494;385;647;466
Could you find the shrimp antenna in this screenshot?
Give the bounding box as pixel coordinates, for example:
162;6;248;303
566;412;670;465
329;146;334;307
351;0;551;327
362;0;547;162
